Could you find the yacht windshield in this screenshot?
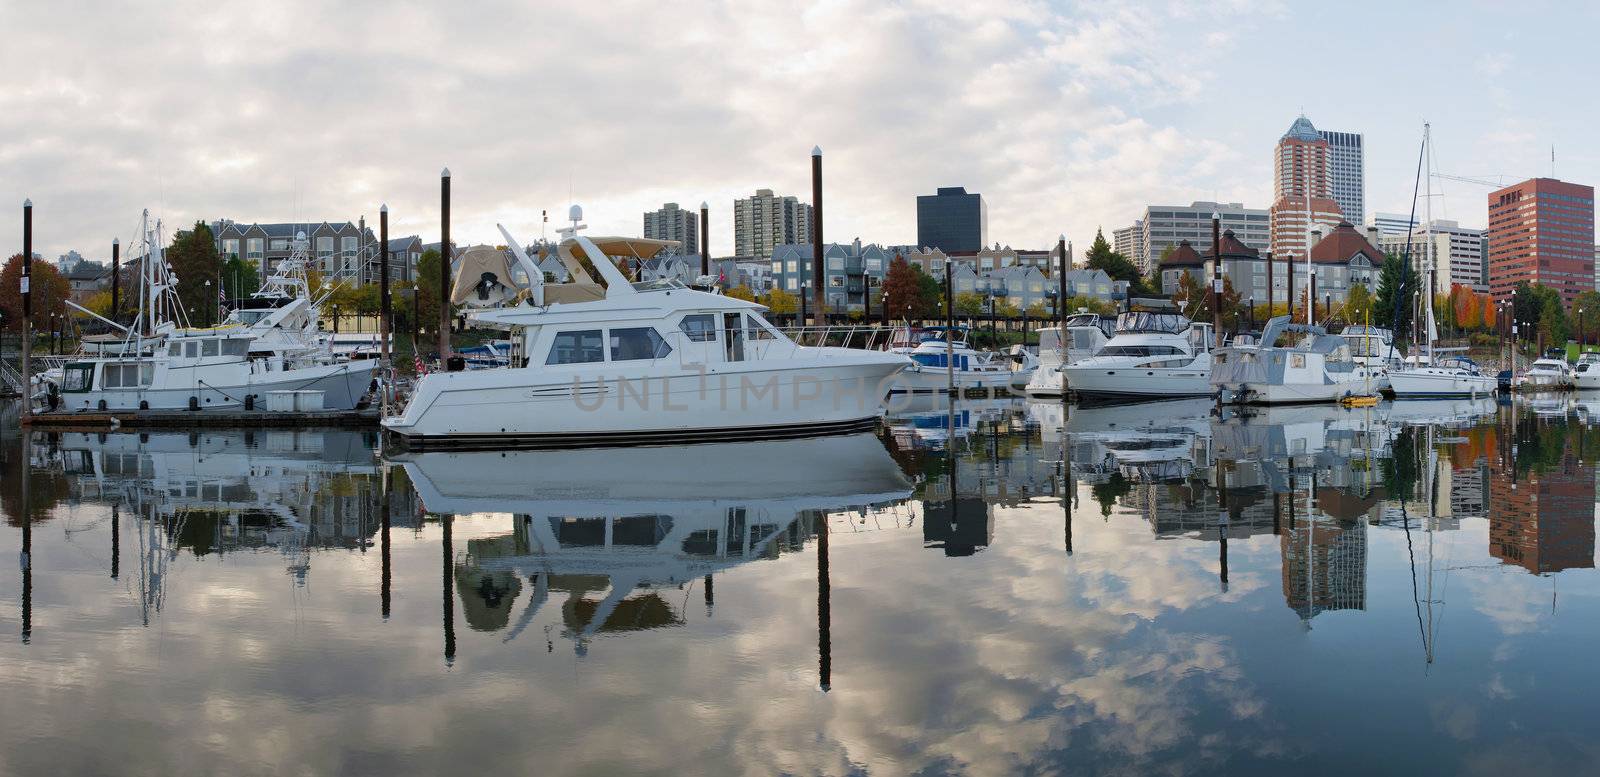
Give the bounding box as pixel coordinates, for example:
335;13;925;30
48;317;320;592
1098;344;1185;358
632;279;686;292
1114;312;1187;335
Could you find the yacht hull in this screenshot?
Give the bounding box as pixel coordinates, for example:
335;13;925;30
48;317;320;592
1060;365;1213;399
889;365;1014;394
1389;368;1496;398
384;353;907;449
57;361;377;412
1023;366;1066;397
1216;377;1367;405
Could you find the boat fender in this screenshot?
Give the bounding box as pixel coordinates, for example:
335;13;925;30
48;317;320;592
139;400;149;410
189;396;199;411
96;399;106;411
244;394;255;411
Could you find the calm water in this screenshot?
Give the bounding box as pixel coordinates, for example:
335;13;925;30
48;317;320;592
3;395;1600;776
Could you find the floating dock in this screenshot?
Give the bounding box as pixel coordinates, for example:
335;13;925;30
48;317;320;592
21;407;381;430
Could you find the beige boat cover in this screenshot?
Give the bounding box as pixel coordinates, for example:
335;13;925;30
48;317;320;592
451;246;523;306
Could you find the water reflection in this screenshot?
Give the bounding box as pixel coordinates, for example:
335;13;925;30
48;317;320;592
5;398;1600;773
401;434;913;656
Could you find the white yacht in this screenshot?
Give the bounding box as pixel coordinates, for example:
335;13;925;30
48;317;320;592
1574;353;1600;390
50;212;377;412
1514;357;1574;391
1023;312;1115;397
1211;316;1382;405
382;208;909;447
1389;355;1496;398
888;327;1021;394
1057;310;1215;400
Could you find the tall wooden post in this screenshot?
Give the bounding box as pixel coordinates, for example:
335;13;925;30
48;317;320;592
111;238;120;325
379;205;391;368
817;512;831;692
438;169;452;362
1210;212;1222;349
442;512;456;664
810;146;825;323
699;201;710;278
944;258;955;395
1286;250;1295;325
1056;236;1068;330
20;199;32;418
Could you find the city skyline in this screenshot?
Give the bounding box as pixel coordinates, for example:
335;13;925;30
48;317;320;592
1;3;1596;262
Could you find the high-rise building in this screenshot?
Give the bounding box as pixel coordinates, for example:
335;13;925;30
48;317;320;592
1269;116;1346;259
1112;222;1143;264
642;202;699;256
916;187;987;253
1488;435;1594;574
1376;220;1488;293
1486;177;1595;303
733;189;813;260
1135;201;1269;273
1319;129;1365;226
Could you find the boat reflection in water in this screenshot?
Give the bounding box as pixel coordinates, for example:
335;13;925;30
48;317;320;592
397;433;913;655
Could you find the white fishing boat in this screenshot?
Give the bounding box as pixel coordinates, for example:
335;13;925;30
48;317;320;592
1573;353;1600;390
1058;310;1215;400
1513;357;1574;391
49;212;377;412
1023;312;1115;397
888;326;1021;394
382;207;909;447
1211;316;1383;404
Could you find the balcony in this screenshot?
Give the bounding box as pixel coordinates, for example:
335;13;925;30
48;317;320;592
845;256;864;275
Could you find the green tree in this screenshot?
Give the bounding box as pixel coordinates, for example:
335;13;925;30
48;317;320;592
1025;301;1049;318
759;287;798;314
1342;283;1374;326
165;221;222;322
913;265;944;318
953;291;985;316
1512;281;1562;343
222;254;260;300
1083;228;1140;284
1171;270;1207;320
1373;252;1413;336
1572;290;1600;347
1538;293;1569;348
413;249;446;337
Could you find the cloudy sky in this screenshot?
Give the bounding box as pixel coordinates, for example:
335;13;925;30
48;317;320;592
1;0;1595;261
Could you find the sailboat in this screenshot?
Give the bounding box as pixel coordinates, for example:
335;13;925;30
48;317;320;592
1388;124;1496;399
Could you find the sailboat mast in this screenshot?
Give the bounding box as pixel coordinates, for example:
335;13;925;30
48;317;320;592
1424;122;1435;364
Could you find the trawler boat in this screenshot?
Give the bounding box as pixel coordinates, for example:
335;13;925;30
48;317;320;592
382;207;909;447
1574;353;1600;390
1211;316;1382;405
888;327;1020;394
1023;312;1115;397
1057;310;1215;400
1513;357;1574;391
50;212;377;412
1389;355;1496;398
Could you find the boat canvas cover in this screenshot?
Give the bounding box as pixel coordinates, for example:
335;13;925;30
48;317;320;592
451;246;525;306
1114;312;1189;335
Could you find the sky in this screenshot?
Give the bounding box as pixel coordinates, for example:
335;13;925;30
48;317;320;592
1;0;1597;261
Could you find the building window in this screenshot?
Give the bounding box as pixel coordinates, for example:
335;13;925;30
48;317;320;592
786;277;798;290
245;238;264;259
341;236;358;255
827;257;843;271
317;237;334;257
828;276;844;287
222;239;240;258
270;238;288;251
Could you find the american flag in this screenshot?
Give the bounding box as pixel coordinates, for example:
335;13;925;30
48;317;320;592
414;355;428;376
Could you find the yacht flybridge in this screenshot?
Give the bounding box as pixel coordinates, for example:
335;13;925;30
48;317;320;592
1057;309;1215;400
381;207;910;447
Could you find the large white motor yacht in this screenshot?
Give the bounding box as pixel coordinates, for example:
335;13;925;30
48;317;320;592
1573;352;1600;390
1023;312;1115;397
1057;310;1215;400
382;209;909;447
1211;316;1382;405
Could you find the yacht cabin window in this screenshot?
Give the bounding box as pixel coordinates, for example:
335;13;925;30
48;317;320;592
185;341;199;358
744;313;776;341
222;339;250;357
609;328;672;361
169;343;182;357
202;339;220;357
546;330;605;365
102;362;154;389
679;314;717;343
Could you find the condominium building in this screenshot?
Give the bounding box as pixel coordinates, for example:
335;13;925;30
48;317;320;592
734;189;813;260
213;219;380;282
1160;222;1381;307
1318;129;1365;227
1135;202;1269;273
769;239;892;310
642;202;700;256
1367;212;1420;236
1269;116;1346;259
1375;220;1487;294
1112;222;1143;265
916;187;988;253
1485;177;1595;304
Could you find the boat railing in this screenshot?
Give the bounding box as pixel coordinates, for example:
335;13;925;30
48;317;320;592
0;357;23;396
772;325;901;351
